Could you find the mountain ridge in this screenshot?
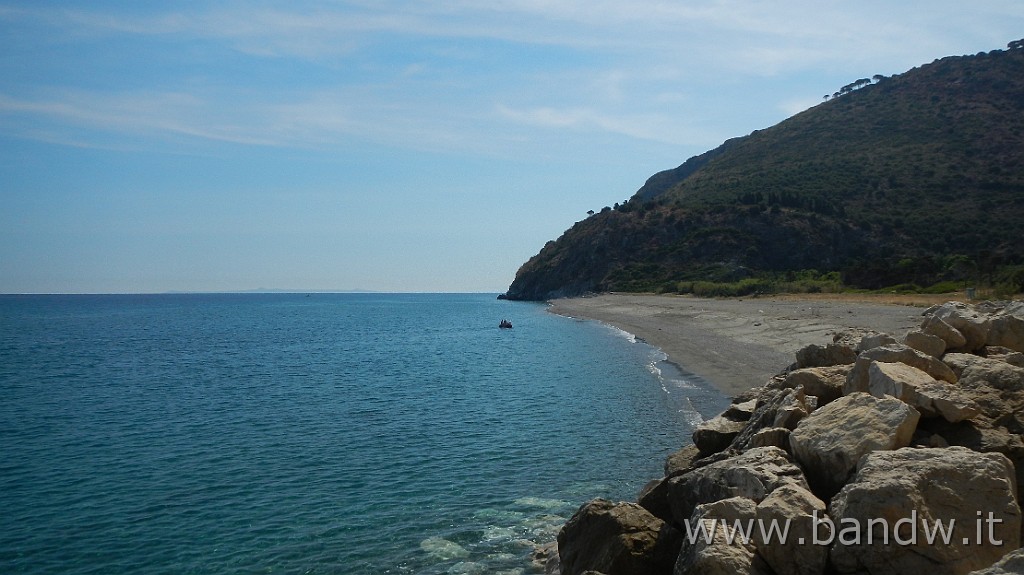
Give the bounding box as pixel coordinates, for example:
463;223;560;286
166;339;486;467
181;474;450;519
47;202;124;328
503;42;1024;301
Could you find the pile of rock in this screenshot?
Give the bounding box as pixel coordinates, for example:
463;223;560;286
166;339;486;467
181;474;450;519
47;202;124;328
552;300;1024;575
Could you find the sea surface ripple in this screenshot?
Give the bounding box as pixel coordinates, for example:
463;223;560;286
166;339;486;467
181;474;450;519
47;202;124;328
0;293;728;574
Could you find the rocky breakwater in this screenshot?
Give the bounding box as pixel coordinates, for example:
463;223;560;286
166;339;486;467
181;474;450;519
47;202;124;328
549;300;1024;575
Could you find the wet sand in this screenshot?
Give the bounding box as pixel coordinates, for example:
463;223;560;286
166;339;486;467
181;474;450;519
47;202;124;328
548;293;927;397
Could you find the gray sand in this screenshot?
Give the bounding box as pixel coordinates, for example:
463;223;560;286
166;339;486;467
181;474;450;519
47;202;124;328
548;293;925;397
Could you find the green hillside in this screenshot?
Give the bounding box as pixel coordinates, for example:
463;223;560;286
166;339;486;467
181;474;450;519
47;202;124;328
502;42;1024;301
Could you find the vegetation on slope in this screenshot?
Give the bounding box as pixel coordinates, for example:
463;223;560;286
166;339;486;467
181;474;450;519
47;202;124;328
503;41;1024;301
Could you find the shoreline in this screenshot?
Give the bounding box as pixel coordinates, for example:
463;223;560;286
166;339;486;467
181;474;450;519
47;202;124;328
547;293;926;397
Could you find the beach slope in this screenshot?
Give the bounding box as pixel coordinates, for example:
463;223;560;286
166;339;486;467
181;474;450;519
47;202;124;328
548;294;924;396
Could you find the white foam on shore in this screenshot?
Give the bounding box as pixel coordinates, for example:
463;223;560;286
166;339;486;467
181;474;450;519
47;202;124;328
595;321;639;343
554;313;726;423
678;397;705;426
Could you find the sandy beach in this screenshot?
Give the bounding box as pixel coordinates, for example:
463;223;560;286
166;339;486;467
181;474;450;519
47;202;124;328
548;293;930;397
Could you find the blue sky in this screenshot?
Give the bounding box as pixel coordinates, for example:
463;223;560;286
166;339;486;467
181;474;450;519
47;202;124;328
2;2;1023;293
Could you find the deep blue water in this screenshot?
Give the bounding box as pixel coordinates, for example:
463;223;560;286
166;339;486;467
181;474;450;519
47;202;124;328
0;293;728;574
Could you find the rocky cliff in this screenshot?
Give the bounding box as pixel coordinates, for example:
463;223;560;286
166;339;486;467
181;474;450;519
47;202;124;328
545;300;1024;575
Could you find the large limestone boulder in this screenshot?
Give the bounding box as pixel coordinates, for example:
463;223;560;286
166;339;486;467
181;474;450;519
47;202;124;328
960;355;1024;392
748;427;791;450
789;392;919;497
867;360;980;422
943;351;985;377
921;314;968;349
692;414;748;456
666;447;808;526
904;329;946;357
983;347;1024;368
919;417;1024;528
723;398;758;420
794;342;856;368
558;499;681;575
829;447;1021;575
986;301;1024;352
753;483;829;575
728;388;813;452
664;444;701;477
931;301;992;352
845;343;957;394
773;365;849;405
638;477;674;523
955;355;1024;423
856;332;898;352
673;497;773;575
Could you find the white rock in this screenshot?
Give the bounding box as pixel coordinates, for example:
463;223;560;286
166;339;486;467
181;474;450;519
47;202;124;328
867;361;979;422
789;393;919;496
903;329;946;357
830;447;1021;575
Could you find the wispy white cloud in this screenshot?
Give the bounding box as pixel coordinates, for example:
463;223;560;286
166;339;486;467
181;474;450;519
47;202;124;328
0;86;506;155
494;103;721;146
2;1;1023;156
6;1;986;69
0;91;279;147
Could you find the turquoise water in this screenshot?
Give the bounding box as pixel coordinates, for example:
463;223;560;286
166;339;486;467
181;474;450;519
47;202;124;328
0;293;728;574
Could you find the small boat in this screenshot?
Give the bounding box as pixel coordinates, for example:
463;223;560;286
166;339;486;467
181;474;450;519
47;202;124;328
499;319;513;329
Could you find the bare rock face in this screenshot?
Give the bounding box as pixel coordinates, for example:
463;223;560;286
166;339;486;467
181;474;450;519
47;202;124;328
728;388;813;452
692;414;748;456
919;416;1024;528
666;447;809;526
789;393;919;497
673;497;772;575
867;361;980;422
664;445;701;478
904;329;946;357
845;343;958;394
558;499;681;575
960;355;1024;392
638;477;674;524
985;301;1024;353
856;332;898;352
794;342;857;369
753;484;829;575
748;427;791;450
982;347;1024;368
723;398;758;420
773;365;849;405
954;355;1024;422
829;447;1021;575
921;314;968;349
932;301;992;352
944;351;985;377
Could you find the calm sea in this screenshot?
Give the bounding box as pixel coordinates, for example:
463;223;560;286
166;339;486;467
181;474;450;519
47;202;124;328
0;293;728;574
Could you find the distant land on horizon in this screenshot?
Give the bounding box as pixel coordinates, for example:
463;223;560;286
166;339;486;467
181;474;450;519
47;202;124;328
2;289;383;295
